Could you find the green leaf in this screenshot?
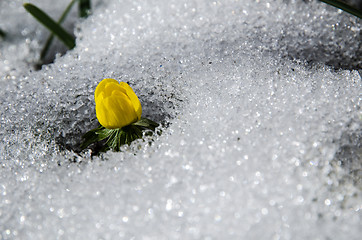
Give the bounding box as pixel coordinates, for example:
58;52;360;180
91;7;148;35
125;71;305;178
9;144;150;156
132;125;143;138
133;118;159;131
105;129;118;149
128;126;142;143
23;3;76;49
40;0;79;61
80;125;112;149
319;0;362;19
81;118;160;152
79;0;91;18
119;130;127;146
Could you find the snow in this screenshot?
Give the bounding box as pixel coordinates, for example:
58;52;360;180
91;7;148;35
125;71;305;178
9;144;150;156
0;0;361;239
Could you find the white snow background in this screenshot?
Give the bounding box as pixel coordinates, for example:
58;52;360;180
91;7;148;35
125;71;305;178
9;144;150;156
0;0;361;239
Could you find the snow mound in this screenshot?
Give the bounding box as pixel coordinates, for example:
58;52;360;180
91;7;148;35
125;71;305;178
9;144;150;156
0;0;361;239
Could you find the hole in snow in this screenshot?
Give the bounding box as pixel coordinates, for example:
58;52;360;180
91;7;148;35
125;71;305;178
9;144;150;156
332;120;362;190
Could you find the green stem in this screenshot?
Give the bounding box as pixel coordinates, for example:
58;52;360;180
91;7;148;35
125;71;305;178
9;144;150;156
319;0;362;19
40;0;78;60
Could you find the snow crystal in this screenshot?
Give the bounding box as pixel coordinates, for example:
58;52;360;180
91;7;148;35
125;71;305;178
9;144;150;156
0;0;361;239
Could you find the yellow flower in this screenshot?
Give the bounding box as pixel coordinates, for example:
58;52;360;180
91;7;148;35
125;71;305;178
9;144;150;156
95;78;142;129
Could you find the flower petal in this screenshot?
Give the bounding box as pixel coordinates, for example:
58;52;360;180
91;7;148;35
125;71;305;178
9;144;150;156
119;82;142;120
94;78;119;102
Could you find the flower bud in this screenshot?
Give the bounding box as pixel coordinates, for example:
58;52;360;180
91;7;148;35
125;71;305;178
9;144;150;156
95;78;142;129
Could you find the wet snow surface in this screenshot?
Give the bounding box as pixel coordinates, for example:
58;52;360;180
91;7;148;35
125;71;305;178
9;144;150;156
0;0;361;239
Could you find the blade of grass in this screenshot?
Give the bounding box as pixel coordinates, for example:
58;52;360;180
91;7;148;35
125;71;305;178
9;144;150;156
23;3;75;49
0;28;5;38
40;0;79;60
319;0;362;19
79;0;91;18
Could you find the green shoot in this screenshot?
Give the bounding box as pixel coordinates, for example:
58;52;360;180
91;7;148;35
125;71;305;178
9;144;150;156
23;3;75;49
79;0;91;18
319;0;362;19
0;28;5;38
40;0;79;61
